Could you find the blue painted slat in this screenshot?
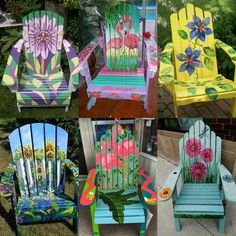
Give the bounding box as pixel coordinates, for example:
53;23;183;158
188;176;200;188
176;199;222;205
95;208;144;217
95;216;145;224
174;205;224;213
179;195;221;200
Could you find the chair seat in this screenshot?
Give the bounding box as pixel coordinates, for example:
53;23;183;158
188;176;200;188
87;67;146;101
94;189;145;224
174;184;224;218
172;75;236;100
17;72;71;106
16;194;77;224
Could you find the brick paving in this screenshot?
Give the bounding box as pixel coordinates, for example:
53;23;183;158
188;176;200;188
158;86;232;118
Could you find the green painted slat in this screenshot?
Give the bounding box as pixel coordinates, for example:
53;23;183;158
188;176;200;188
174;205;224;213
91;75;145;87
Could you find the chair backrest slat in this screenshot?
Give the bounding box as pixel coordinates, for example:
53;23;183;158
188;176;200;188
104;4;140;71
22;11;64;75
179;120;221;184
9;123;68;197
95;124;139;190
170;4;218;81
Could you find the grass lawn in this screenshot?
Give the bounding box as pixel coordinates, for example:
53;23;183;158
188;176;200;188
0;129;76;236
0;86;78;118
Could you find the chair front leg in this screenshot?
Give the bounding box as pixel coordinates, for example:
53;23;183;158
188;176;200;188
219;216;226;233
231;98;236;118
90;201;100;236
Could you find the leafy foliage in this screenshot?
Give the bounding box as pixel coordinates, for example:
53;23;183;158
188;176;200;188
158;0;236;78
100;190;140;223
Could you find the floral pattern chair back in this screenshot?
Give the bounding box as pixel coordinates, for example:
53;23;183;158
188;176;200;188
105;4;140;71
179;120;221;183
171;4;218;80
9;123;68;197
95;124;140;190
22;11;64;76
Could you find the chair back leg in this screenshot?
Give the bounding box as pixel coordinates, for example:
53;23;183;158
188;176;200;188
231;98;236;118
73;211;78;235
139;222;146;236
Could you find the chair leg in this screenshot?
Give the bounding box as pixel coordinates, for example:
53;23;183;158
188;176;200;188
219;217;225;233
65;106;69;112
231;98;236;118
139;223;146;236
174;217;181;232
173;103;178;118
73;212;78;235
90;202;100;236
17;106;21;112
15;223;21;236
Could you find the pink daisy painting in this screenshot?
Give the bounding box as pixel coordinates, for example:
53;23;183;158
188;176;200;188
190;162;206;181
201;148;214;163
185;138;202;158
23;15;63;59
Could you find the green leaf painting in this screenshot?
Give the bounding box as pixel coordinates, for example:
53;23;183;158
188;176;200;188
228;48;236;54
160;52;172;64
203;47;216;57
187;87;197;95
204;57;214;70
178;30;188;40
100;190;140;223
160;66;173;75
205;87;218;101
160;75;174;84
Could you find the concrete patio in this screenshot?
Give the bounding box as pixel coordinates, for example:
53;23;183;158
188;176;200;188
157;157;236;236
158;87;233;118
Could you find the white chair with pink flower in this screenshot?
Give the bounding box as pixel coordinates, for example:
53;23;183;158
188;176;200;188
159;120;236;233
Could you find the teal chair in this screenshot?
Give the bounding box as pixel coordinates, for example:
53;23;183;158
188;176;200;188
0;123;79;235
159;120;236;233
80;124;157;235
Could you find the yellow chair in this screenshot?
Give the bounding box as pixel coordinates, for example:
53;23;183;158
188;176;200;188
159;3;236;117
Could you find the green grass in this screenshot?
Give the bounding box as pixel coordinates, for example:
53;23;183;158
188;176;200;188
0;86;78;118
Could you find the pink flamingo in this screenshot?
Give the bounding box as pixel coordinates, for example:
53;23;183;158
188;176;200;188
95;125;139;170
120;16;139;50
106;24;124;50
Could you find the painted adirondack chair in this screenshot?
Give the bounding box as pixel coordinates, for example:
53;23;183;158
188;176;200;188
159;3;236;117
0;123;79;235
158;120;236;233
2;11;79;112
79;3;157;110
80;124;157;235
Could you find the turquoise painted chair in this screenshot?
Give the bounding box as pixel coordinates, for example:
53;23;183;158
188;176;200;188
159;120;236;233
2;11;79;112
79;3;157;110
80;124;157;235
0;123;79;235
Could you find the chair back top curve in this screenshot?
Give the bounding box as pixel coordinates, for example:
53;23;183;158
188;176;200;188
179;120;221;184
95;124;140;190
9;123;68;197
22;11;64;75
170;4;218;81
104;4;140;71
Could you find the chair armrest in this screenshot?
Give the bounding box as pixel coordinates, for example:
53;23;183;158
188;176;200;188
159;165;182;202
219;164;236;203
159;43;175;85
64;159;79;186
139;167;157;205
79;36;103;77
80;168;97;206
144;37;158;77
2;39;24;87
0;162;16;197
63;39;80;91
215;39;236;66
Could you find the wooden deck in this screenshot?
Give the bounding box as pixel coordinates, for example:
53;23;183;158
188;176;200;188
79;75;157;118
158;86;232;118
